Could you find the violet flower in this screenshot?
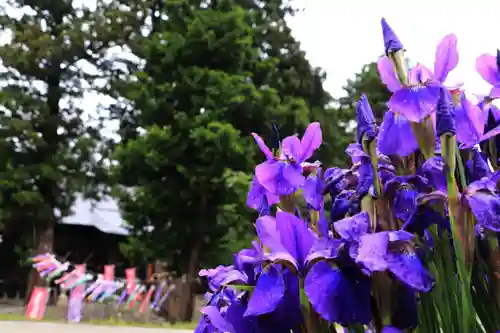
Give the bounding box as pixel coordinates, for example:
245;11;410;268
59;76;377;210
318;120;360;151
384;175;431;223
381;18;403;55
380;34;459;122
476;50;500;99
464;177;500;232
252;122;322;196
246;175;279;215
334;212;434;292
454;93;500;148
356;94;377;143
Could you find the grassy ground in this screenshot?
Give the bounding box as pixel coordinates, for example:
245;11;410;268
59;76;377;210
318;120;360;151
0;312;197;330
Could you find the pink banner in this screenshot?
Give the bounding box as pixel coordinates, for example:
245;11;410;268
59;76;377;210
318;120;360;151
25;287;49;320
103;265;114;281
125;268;136;294
67;264;86;323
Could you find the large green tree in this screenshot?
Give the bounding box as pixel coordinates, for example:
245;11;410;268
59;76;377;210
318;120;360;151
102;0;344;321
0;0;121;297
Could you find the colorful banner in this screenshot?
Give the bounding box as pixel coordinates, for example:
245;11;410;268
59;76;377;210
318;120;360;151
139;285;156;313
125;267;136;294
67;264;85;323
104;265;115;281
29;253;174;316
25;287;49;320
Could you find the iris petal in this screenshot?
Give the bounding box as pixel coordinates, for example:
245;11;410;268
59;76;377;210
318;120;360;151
245;265;285;316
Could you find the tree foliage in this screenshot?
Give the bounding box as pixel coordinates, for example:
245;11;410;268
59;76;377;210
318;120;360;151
0;0;117;292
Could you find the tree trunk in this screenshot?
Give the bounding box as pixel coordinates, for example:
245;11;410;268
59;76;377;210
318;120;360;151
24;218;56;305
178;239;201;322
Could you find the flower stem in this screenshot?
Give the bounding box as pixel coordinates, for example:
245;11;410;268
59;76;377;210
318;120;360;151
440;133;475;333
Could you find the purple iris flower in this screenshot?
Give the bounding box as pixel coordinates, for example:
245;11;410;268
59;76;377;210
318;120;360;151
381;18;403;55
420;156;447;192
250;212;368;324
356;94;377;143
252;122;322;196
234;241;263;285
476;51;500;99
464;177;500;232
334;212;434;292
198;301;257;333
385;175;431;223
347;144;395;197
303;167;325;211
381;34;459;122
454;93;500;148
247;176;279;215
467;148;492;182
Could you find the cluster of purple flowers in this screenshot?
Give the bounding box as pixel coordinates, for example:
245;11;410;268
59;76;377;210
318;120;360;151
194;18;500;333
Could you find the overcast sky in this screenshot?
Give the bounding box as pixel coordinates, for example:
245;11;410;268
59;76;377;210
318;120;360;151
3;0;500;125
288;0;499;99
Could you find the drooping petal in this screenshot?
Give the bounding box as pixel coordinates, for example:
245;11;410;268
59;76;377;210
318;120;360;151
387;84;441;122
300;122;322;162
355;232;390;272
356;94;377;143
377;56;402;93
381;18;403;55
280;136;302;161
334;212;370;242
303;170;323;210
489;83;500;99
275;211;316;269
345;143;367;164
433;33;459;83
377;110;418;156
467;149;491;182
385;250;434;292
476;53;500;86
420;156;447;192
392;187;418;223
225;302;256;333
305;261;371;325
455;94;484;147
247;176;279;212
465;191;500;232
245;265;285;316
201;306;235;333
251;133;274;160
330;190;359;223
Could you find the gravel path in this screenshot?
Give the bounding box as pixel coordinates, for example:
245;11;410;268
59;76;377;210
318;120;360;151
0;321;193;333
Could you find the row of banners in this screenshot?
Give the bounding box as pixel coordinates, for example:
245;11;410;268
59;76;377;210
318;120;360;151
26;253;174;322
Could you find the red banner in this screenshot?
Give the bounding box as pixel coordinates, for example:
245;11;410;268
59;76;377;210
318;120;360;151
125;267;136;294
103;265;114;281
25;287;49;320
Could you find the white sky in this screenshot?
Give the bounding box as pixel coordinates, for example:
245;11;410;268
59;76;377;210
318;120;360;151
288;0;499;98
2;0;500;132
